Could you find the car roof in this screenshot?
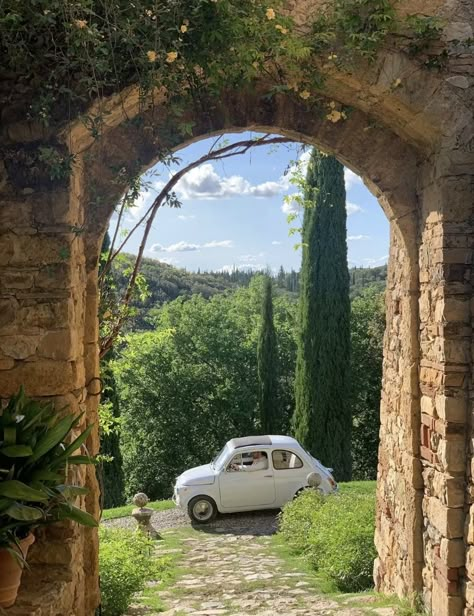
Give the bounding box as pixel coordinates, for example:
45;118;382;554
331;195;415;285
227;435;301;449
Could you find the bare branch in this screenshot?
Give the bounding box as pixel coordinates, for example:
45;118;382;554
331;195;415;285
100;134;293;357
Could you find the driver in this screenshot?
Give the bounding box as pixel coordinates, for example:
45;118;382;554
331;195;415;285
232;451;268;472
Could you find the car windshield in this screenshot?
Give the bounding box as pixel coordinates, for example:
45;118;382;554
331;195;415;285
211;444;231;470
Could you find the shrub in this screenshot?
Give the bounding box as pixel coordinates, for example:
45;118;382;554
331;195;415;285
99;528;166;616
279;489;326;554
279;487;376;592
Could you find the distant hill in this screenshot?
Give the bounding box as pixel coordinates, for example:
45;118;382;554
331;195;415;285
112;254;387;330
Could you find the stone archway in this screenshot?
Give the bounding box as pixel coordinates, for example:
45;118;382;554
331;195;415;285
0;1;472;615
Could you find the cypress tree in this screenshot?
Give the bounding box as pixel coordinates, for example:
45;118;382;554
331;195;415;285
257;276;279;433
293;149;352;480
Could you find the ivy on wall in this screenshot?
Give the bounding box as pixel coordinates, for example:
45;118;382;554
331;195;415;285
1;0;445;136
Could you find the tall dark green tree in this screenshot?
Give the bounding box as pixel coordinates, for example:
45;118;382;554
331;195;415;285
257;277;279;433
293;149;352;480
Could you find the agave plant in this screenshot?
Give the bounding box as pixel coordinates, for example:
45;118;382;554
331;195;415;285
0;388;98;556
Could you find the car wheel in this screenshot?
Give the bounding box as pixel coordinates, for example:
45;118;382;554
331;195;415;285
188;495;217;524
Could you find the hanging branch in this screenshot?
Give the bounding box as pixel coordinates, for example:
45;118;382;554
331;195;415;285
99;133;293;357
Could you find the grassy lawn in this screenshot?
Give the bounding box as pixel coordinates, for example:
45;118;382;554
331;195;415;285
102;499;175;520
338;480;377;495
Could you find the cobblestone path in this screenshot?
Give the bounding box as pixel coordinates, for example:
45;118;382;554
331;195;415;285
126;514;397;616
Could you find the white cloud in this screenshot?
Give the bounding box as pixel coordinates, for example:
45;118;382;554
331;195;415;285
151;239;233;253
203;240;233;249
363;255;389;265
174;163;284;200
271;241;282;245
347;202;363;215
177;214;196;221
348;234;371;241
157;257;180;265
281;198;301;216
345;168;362;190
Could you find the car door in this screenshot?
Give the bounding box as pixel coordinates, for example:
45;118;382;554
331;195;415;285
218;449;276;509
271;449;307;506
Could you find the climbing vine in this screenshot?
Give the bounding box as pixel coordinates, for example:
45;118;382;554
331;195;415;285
0;0;447;135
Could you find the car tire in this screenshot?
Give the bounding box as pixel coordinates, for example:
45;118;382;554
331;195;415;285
187;495;217;524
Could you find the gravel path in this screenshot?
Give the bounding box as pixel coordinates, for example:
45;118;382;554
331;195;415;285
103;506;280;535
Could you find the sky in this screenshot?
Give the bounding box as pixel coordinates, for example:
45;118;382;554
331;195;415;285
109;132;389;273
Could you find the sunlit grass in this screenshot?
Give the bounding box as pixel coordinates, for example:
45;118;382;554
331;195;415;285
102;499;175;520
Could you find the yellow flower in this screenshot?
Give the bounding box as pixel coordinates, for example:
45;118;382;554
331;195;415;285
392;77;402;88
252;61;259;69
326;110;343;123
329;100;336;109
299;90;310;100
328;53;337;60
166;51;178;63
275;24;288;34
74;19;87;29
266;8;276;20
180;24;188;33
147;50;157;63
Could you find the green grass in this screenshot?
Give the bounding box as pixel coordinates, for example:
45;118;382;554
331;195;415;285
101;499;175;520
337;480;377;496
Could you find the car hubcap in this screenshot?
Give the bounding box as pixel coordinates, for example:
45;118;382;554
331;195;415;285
193;500;213;521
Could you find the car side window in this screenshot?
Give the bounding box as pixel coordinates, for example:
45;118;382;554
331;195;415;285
272;450;303;470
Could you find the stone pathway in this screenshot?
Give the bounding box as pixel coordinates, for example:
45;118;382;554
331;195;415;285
126;513;398;616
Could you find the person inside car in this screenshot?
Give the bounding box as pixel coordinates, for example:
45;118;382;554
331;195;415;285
231;451;268;472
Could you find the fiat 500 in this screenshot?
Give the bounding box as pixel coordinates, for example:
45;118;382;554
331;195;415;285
173;435;337;523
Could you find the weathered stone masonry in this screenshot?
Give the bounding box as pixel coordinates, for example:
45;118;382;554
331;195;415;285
0;1;472;615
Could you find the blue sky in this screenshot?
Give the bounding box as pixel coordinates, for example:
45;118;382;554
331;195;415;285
109;132;389;273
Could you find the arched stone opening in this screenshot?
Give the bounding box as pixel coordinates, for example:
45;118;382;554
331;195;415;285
0;0;472;613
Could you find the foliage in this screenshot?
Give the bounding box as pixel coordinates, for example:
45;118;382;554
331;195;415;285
105;255;386;332
98;358;126;509
0;388;97;556
351;286;385;479
101;499;175;521
279;483;377;592
113;278;297;500
294;149;352;481
257;277;280;433
0;0;445;141
99;527;168;616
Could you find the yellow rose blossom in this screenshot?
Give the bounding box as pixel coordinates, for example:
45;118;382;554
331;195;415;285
299;90;310;100
266;8;276;20
326;110;343;123
74;19;87;29
180;24;188;33
166;51;178;63
146;50;157;62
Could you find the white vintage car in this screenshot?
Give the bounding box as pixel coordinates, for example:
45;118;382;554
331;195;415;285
173;435;337;523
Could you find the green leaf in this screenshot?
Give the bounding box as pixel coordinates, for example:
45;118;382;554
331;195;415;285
66;455;97;465
0;480;47;502
6;503;44;521
58;504;98;527
51;424;94;467
28;414;76;463
3;426;17;445
31;470;64;482
0;445;34;457
56;484;89;498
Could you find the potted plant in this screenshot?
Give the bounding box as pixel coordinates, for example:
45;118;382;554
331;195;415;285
0;388;98;608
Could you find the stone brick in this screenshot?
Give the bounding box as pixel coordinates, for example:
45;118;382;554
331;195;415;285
425;497;464;538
